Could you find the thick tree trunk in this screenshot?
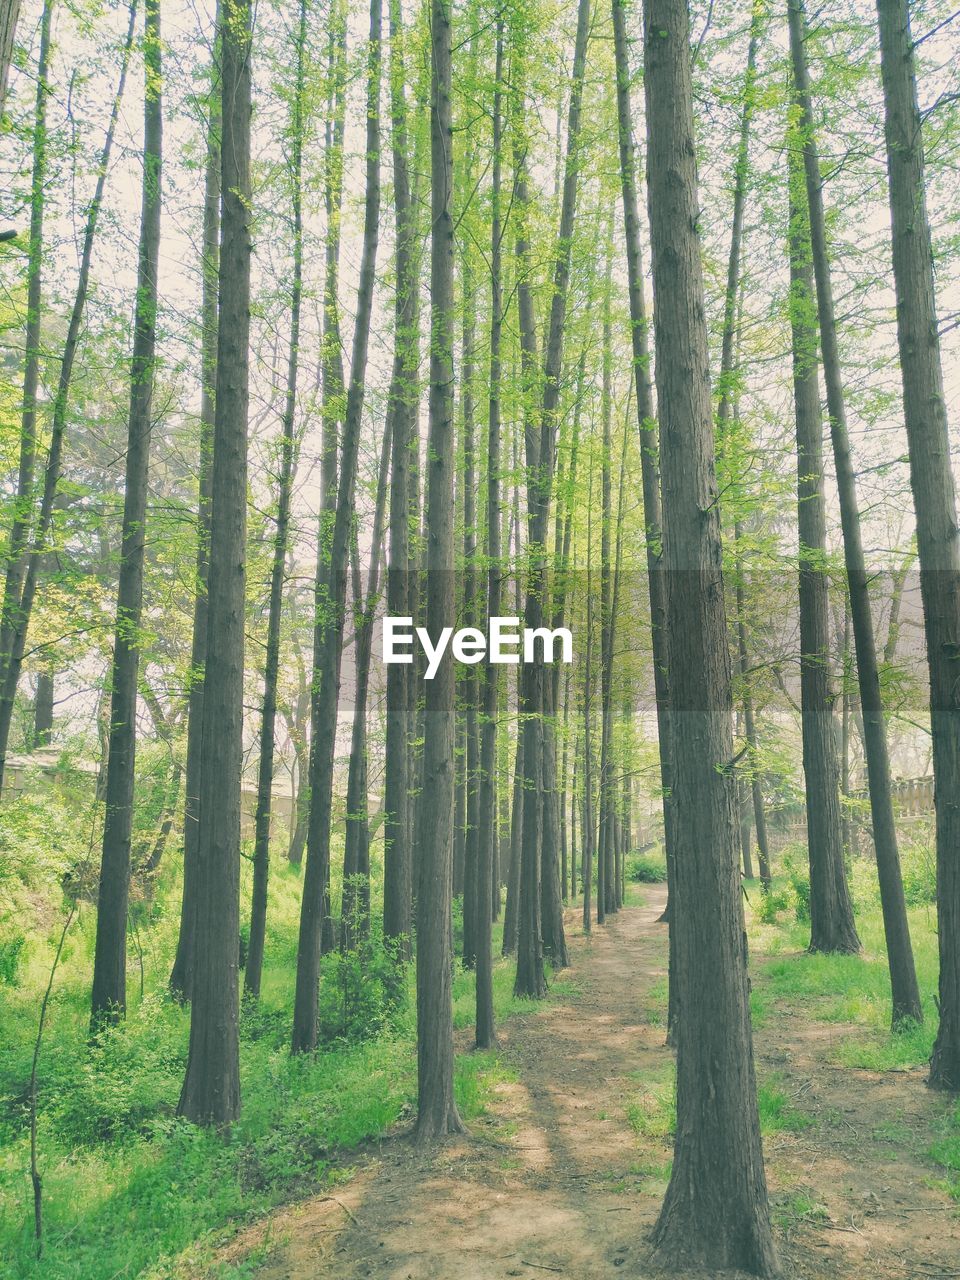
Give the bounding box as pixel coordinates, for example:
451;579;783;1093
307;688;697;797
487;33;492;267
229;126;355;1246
0;3;137;794
414;0;464;1141
177;0;251;1127
90;0;163;1028
877;0;960;1071
243;0;306;1000
790;2;919;987
291;0;381;1054
170;35;220;1001
643;0;779;1272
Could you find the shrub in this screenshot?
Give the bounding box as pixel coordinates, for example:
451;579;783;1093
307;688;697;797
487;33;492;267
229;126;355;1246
626;851;668;883
316;924;408;1045
0;932;24;985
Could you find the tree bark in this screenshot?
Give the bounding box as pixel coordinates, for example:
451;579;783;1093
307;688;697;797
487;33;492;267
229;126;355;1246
414;0;464;1141
170;29;220;1001
91;0;163;1028
474;16;504;1051
643;0;779;1271
382;0;419;959
177;0;251;1127
291;0;382;1054
0;0;20;117
877;0;960;1071
789;0;918;984
244;0;307;1000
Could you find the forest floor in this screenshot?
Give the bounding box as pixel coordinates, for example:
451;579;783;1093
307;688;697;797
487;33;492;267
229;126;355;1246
212;886;960;1280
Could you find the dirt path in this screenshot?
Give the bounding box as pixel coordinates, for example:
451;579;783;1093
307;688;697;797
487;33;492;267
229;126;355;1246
218;889;960;1279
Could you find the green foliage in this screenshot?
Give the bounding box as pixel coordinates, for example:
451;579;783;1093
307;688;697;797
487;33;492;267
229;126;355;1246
316;925;408;1045
625;850;668;883
757;1078;813;1135
930;1101;960;1201
0;934;24;986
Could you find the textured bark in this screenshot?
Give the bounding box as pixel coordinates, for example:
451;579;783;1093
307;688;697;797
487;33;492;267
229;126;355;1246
91;0;163;1028
292;0;381;1054
474;17;504;1051
382;0;419;957
877;0;960;1073
643;0;779;1271
790;0;915;972
786;156;865;978
597;238;614;925
341;420;390;949
611;0;675;943
244;0;306;1000
414;0;464;1141
515;0;590;996
460;256;479;970
0;2;137;793
177;0;251;1127
170;33;220;1001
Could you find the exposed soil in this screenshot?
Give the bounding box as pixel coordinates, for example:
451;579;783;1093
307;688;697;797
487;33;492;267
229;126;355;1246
215;888;960;1279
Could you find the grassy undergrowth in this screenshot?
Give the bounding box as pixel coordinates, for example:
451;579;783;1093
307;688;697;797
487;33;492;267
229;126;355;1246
0;842;563;1280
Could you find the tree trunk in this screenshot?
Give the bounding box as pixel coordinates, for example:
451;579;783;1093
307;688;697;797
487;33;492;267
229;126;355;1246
474;16;504;1051
876;0;960;1070
244;0;306;1000
382;0;419;959
90;0;163;1028
170;32;220;1001
33;672;53;747
291;0;382;1054
643;0;779;1271
341;418;390;950
177;0;251;1127
790;1;919;989
515;0;590;996
785;147;863;972
414;0;464;1141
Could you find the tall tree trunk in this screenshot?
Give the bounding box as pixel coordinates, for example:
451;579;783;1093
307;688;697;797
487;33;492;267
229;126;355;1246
177;0;251;1127
244;0;306;1000
789;2;919;991
597;232;614;925
414;0;464;1141
291;0;382;1054
581;457;596;935
460;256;479;970
474;16;504;1051
785;148;863;977
516;0;591;996
382;0;419;959
734;538;772;889
643;0;779;1271
341;418;390;949
170;32;220;1001
0;2;138;794
877;0;960;1071
611;0;675;943
90;0;163;1028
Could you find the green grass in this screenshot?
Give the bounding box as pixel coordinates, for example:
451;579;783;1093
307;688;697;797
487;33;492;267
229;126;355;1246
930;1101;960;1200
757;1078;813;1135
746;871;940;1072
0;849;557;1280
